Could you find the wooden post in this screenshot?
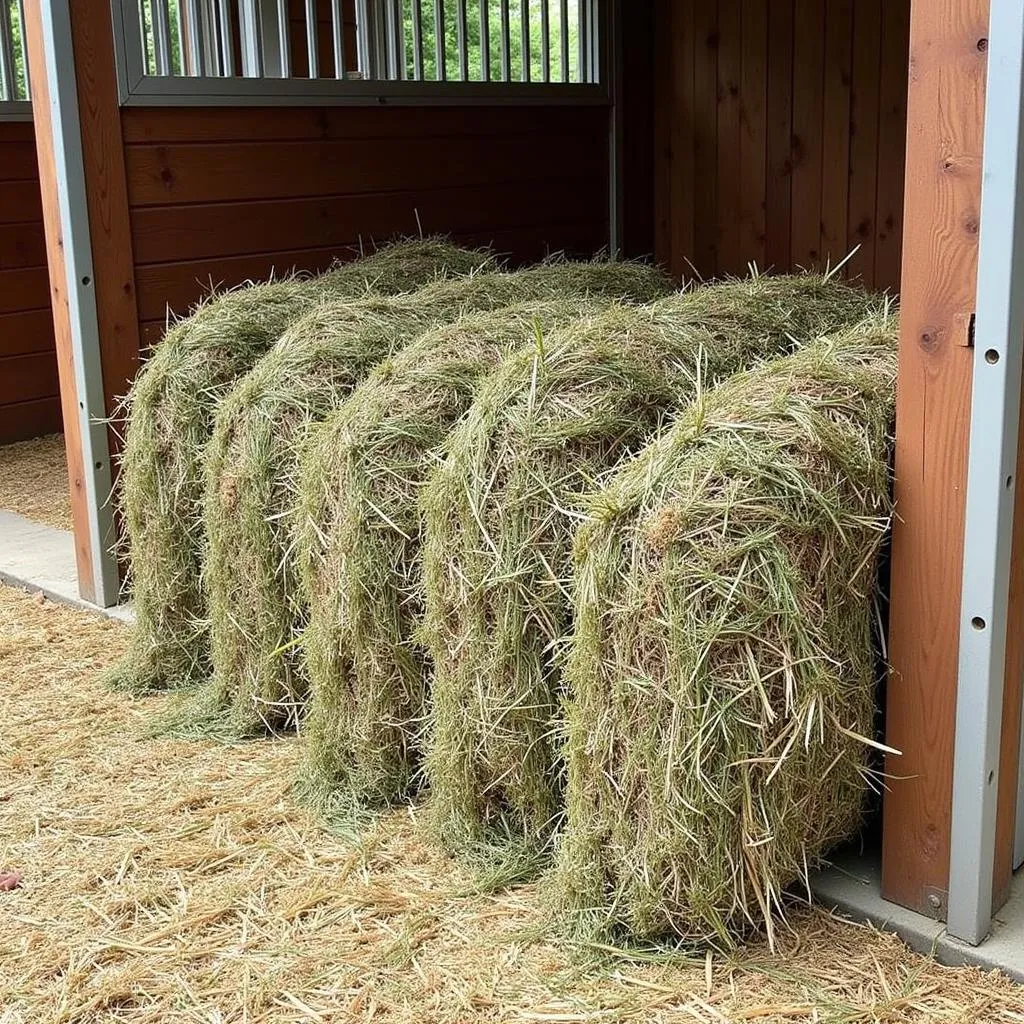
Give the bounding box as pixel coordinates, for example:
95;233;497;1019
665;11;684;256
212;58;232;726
22;0;140;606
880;0;1024;918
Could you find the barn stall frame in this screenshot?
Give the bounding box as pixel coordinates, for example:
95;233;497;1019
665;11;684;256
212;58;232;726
3;0;1024;965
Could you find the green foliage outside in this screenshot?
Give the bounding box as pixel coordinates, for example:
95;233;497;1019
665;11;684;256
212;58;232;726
140;0;185;76
405;0;584;83
4;0;28;100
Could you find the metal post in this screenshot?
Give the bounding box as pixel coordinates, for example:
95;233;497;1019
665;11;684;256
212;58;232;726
499;0;510;80
239;0;264;76
276;0;291;77
539;0;548;82
16;0;28;96
304;0;318;77
331;0;346;77
433;0;445;80
412;0;424;79
218;0;235;75
520;0;528;81
32;0;120;607
184;0;206;75
606;0;620;253
948;0;1024;946
559;0;567;81
457;0;468;80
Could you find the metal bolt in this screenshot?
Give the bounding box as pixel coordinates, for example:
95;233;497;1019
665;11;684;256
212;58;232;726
928;893;942;910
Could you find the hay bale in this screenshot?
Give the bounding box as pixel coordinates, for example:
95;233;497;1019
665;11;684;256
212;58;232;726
420;274;875;859
206;260;675;737
296;297;615;814
107;239;491;694
550;315;897;948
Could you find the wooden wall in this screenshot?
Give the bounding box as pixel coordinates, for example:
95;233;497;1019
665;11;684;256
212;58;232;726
654;0;910;293
0;120;61;444
122;104;610;348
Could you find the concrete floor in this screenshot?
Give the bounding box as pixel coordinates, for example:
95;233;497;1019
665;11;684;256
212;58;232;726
0;509;132;622
813;845;1024;982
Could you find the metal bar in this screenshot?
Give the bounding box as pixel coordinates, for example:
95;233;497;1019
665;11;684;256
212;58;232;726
578;0;587;83
383;0;402;79
0;0;15;101
15;0;27;97
276;0;291;76
947;0;1024;947
520;0;528;81
433;0;445;80
34;0;121;606
218;0;235;75
540;0;549;82
559;0;567;81
499;0;510;80
152;0;173;75
393;0;406;80
239;0;264;76
457;0;468;80
412;0;424;79
185;0;206;75
606;0;621;252
331;0;346;77
304;0;318;76
479;0;489;80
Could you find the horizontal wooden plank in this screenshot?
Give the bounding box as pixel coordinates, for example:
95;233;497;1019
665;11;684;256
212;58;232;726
0;308;56;357
0;122;34;145
137;217;607;337
0;181;44;225
130;175;604;271
124;131;606;207
0;395;63;444
0;221;48;270
121;104;607;146
0;267;50;314
0;351;59;404
0;141;41;182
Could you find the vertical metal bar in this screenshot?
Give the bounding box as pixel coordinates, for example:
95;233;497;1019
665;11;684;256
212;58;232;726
947;0;1024;947
479;0;489;80
218;0;235;75
539;0;548;81
394;0;406;79
331;0;346;76
238;0;264;76
33;0;120;606
520;0;528;81
499;0;510;80
412;0;424;78
559;0;567;81
606;0;621;253
152;0;172;75
433;0;445;80
276;0;291;76
577;0;587;83
185;0;206;75
457;0;468;79
384;0;402;79
15;0;27;97
0;0;15;101
303;0;318;76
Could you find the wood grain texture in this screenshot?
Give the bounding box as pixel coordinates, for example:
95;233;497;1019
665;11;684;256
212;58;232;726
22;0;95;597
654;0;908;291
0;351;59;404
0;396;63;442
882;0;988;917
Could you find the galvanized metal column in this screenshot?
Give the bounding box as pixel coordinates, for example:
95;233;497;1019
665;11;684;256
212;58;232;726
31;0;119;607
948;0;1024;946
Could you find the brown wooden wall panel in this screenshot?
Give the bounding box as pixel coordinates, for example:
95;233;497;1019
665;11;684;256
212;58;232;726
0;119;59;445
654;0;910;291
125;104;610;327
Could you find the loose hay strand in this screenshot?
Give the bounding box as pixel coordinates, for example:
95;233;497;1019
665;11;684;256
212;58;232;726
204;260;675;738
550;314;898;948
108;239;493;695
419;273;877;863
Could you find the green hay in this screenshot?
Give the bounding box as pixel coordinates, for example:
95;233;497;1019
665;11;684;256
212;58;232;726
204;260;675;739
419;273;876;862
549;315;898;949
106;239;492;695
295;298;619;816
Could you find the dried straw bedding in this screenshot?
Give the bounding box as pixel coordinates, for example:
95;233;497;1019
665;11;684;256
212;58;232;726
202;261;673;738
419;274;876;861
296;298;613;814
107;239;493;696
550;315;898;949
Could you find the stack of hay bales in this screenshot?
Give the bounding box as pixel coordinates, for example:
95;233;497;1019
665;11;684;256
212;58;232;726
107;240;491;694
296;298;610;813
204;261;673;737
419;274;874;859
550;315;897;947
